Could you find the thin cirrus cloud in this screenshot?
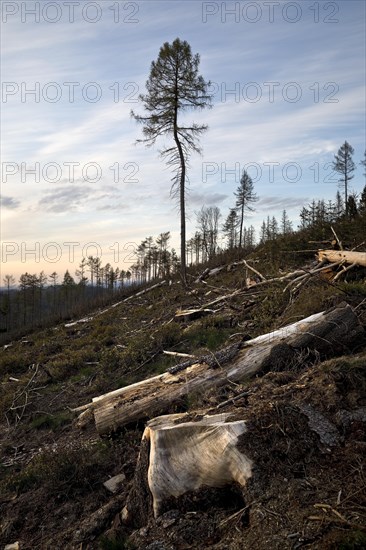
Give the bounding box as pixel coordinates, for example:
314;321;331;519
37;186;95;213
0;195;21;209
97;203;131;212
188;192;228;207
1;0;365;278
36;184;135;214
257;197;310;212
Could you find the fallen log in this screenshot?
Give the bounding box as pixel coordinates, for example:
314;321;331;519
283;261;339;292
245;266;317;289
194;266;225;283
174;290;244;322
75;304;364;435
194;259;263;284
119;280;167;304
317;250;366;268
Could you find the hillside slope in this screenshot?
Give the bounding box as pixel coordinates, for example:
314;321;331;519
1;251;366;549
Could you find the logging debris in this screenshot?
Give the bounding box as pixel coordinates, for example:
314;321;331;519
74;304;364;435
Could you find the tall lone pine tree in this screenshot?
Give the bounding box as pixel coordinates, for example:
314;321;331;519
131;38;212;284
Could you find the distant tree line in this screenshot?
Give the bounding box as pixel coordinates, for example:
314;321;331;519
0;257;135;338
1;141;364;340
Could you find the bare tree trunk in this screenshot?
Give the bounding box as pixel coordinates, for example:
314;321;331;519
317;250;366;267
174;99;187;286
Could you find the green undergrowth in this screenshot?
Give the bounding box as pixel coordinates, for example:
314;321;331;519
3;441;112;498
99;534;136;550
322;355;366;394
338;280;366;296
338;530;366;550
29;410;74;431
182;316;237;351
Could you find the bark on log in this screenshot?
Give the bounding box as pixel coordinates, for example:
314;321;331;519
317;250;366;267
80;304;364;435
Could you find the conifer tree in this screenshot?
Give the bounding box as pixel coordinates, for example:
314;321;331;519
360;150;366;177
359;185;366;215
223;209;239;249
234;170;258;248
281;210;293;234
332;141;356;215
131;38;212;284
346;194;358;219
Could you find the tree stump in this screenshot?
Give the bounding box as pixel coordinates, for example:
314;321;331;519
123;413;252;524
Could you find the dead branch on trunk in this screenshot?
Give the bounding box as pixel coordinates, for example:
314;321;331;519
333;262;358;281
331;226;343;250
243;260;266;281
163;351;196;359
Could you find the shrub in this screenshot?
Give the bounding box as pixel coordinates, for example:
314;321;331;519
30;410;73;431
338;530;366;550
183;320;232;351
99;534;135;550
5;443;111;499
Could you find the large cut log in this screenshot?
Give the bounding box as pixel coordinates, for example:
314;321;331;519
77;304;364;434
317;250;366;267
123;413;252;521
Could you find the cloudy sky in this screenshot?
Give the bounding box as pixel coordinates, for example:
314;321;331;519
1;0;365;280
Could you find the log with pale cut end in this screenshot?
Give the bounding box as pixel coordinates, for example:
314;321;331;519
317;250;366;268
174;308;215;321
123;413;252;522
76;304;365;435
